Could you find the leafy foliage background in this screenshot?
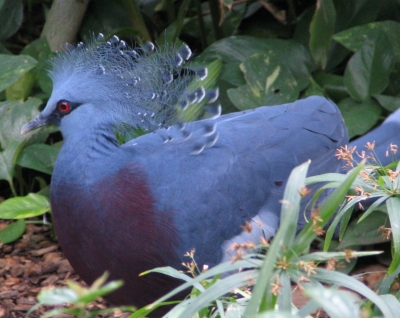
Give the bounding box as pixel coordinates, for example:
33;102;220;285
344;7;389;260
1;0;400;317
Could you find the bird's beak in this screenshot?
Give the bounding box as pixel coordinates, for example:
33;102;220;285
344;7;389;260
21;114;48;135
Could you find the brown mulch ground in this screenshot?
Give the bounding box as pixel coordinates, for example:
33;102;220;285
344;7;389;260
0;221;129;318
0;220;389;318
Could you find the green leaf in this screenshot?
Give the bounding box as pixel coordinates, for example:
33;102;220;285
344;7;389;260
5;71;36;101
387;197;400;274
334;21;400;62
302;77;325;98
78;280;124;304
0;219;25;244
38;288;79;305
313;269;395;318
245;162;310;316
374;94;400;112
337;98;382;138
227;52;299;109
198;36;312;90
0;193;50;219
0;54;37;92
0;0;23;41
0;98;48;148
79;1;132;39
344;31;394;101
178;270;258;317
149;257;263;310
21;37;53;96
325;0;381;70
334;0;381;33
378;295;400;317
305;287;360;318
0;140;25;185
17;143;60;174
313;71;348;102
338;210;390;249
294;162;364;255
309;0;336;69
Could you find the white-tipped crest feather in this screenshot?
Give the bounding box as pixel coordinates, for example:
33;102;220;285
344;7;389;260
49;35;215;132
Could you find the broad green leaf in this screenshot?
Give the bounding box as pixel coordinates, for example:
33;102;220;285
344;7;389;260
219;1;246;39
334;21;400;62
313;71;348;102
0;98;49;148
0;219;25;244
198;36;272;86
309;0;336;69
79;1;132;39
334;0;381;33
325;0;381;70
387;197;400;274
17;143;60;174
338;211;390;249
337;98;382;138
0;140;24;184
21;37;53;96
227;52;299;109
198;36;312;90
5;71;36;101
0;193;50;219
302;77;325;98
344;31;394;101
374;94;400;112
0;0;23;41
0;54;37;92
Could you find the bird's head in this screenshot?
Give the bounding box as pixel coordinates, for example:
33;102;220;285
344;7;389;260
21;34;218;138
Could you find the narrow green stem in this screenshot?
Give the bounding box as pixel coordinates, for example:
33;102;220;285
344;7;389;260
173;0;193;42
195;0;208;49
8;179;17;197
286;0;297;34
208;0;223;41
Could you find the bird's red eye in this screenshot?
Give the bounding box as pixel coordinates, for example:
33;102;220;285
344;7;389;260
58;101;71;113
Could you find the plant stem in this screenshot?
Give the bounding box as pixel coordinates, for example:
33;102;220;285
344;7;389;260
208;0;223;41
195;0;208;49
173;0;193;42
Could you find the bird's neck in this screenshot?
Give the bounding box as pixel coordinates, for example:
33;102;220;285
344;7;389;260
65;123;118;156
53;124;119;187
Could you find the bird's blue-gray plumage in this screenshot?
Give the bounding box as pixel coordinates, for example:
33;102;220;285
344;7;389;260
21;36;349;310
